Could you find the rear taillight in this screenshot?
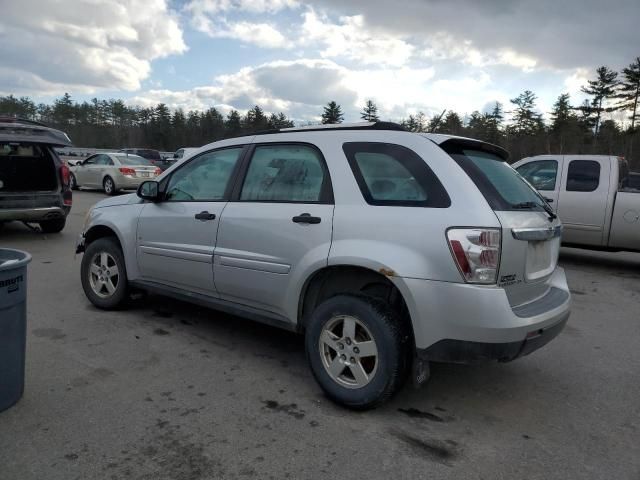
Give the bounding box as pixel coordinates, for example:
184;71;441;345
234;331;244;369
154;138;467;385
60;164;70;187
154;167;162;175
447;228;501;284
119;167;136;176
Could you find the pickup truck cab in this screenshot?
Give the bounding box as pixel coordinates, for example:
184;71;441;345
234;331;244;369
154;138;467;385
513;155;640;252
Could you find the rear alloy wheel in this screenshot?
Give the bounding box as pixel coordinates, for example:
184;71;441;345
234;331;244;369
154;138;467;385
69;173;78;190
39;217;66;233
103;176;117;196
305;294;410;410
81;237;129;309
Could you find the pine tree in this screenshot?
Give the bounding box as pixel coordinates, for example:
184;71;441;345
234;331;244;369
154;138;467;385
225;110;243;138
360;100;379;121
581;66;619;136
244;105;268;132
509;90;543;135
615;57;640;131
440;111;463;135
486;102;504;144
321;101;344;124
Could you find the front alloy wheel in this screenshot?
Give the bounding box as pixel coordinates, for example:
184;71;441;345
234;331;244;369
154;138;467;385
88;252;120;298
81;237;129;309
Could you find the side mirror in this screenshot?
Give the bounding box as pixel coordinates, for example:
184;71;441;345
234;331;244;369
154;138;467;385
137;181;161;201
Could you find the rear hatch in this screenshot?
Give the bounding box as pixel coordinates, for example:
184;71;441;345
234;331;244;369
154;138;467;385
442;139;562;307
0;143;59;194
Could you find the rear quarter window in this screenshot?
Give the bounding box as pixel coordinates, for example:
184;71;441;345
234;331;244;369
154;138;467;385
342;142;450;207
444;143;547;212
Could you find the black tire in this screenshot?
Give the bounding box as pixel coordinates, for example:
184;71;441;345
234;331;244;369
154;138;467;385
70;173;78;190
103;176;117;196
81;237;129;310
305;294;410;410
39;217;66;233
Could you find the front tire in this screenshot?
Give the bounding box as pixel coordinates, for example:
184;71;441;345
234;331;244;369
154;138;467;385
103;176;117;196
305;294;410;410
81;237;129;309
39;217;66;233
70;173;78;190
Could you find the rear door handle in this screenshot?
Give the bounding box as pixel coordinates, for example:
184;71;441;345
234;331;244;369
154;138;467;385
292;213;321;224
194;211;216;221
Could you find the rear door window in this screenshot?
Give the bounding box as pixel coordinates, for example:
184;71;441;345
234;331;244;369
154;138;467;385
566;160;600;192
239;144;331;203
342;142;450;207
516;160;558;191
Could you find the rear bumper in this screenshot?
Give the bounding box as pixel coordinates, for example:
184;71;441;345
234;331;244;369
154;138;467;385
0;207;67;222
397;267;571;363
417;314;568;363
115;176;147;189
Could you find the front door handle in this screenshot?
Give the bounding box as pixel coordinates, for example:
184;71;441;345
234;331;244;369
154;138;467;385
544;197;554;203
194;211;216;221
292;213;321;224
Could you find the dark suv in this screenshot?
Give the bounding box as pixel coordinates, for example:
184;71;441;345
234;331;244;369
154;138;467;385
119;148;174;171
0;117;73;233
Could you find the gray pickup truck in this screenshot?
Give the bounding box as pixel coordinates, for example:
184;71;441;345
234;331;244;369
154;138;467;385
514;154;640;252
0;117;73;233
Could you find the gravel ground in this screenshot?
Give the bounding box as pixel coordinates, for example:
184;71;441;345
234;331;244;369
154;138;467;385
1;190;639;480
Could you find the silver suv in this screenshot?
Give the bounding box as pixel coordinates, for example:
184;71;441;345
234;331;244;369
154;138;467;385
76;122;571;409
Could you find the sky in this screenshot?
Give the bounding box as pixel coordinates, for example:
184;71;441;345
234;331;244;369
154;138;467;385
1;0;639;124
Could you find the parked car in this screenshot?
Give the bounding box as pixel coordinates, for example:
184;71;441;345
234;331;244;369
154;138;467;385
0;117;73;233
76;123;571;409
119;148;174;171
172;147;198;162
69;153;162;195
514;154;640;252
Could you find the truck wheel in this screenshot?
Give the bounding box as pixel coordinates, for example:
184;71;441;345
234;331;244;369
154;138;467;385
305;294;410;410
70;173;78;190
103;176;117;196
39;218;66;233
81;237;129;310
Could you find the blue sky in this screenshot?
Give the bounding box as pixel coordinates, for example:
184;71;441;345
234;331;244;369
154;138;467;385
1;0;638;124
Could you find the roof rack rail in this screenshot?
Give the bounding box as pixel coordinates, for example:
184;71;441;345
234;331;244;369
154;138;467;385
252;121;407;136
0;115;50;128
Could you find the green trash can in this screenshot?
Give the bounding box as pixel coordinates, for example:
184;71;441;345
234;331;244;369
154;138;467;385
0;248;31;412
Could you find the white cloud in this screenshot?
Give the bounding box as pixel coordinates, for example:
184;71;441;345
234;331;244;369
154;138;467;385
194;20;289;49
0;0;186;95
301;10;414;67
186;0;298;38
128;58;504;123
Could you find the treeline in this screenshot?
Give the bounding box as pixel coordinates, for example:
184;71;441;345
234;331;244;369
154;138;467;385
0;94;294;152
1;58;639;167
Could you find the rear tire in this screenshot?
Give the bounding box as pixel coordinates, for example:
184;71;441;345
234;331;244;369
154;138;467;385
103;176;117;196
70;173;78;190
81;237;129;310
305;294;410;410
39;217;66;233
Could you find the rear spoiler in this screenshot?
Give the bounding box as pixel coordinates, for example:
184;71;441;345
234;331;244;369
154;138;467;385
0;121;72;147
437;137;509;162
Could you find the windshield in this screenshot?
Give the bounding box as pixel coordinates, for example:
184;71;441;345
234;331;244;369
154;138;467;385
116;155;154;166
446;146;548;212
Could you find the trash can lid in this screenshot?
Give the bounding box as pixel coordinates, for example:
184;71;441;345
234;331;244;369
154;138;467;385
0;249;32;270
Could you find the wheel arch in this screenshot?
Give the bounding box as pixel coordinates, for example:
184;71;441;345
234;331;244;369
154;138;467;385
297;264;415;344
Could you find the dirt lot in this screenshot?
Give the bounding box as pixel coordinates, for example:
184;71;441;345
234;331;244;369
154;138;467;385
1;190;639;480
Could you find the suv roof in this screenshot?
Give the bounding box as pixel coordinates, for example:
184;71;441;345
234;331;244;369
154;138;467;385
0;116;72;147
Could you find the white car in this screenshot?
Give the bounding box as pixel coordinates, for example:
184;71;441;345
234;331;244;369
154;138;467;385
69;153;162;195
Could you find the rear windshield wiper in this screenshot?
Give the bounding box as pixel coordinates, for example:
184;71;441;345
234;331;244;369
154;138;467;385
512;201;557;221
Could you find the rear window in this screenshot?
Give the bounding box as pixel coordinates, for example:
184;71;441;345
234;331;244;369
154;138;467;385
342;142;450;207
138;149;161;160
566;160;600;192
445;145;546;212
117;155;154;166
